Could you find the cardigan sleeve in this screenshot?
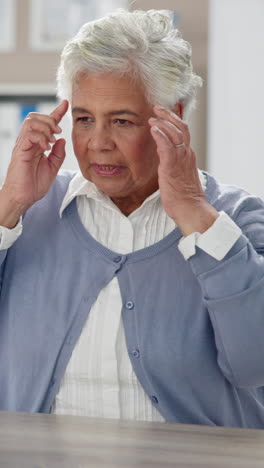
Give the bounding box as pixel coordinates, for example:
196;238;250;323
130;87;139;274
0;249;8;297
187;195;264;388
0;219;23;296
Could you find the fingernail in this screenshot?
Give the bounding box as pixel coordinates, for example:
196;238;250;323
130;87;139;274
155;105;166;111
54;126;62;133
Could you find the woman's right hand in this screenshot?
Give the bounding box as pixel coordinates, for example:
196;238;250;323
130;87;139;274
0;100;69;229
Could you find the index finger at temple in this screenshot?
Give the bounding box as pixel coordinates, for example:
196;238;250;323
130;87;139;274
153;106;190;142
49;100;69;126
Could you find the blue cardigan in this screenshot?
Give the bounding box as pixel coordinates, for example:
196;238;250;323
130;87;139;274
1;171;264;428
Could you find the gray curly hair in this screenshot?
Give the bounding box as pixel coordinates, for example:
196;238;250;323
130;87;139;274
57;9;202;119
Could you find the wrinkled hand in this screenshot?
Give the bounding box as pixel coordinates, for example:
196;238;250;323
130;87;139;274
0;100;69;228
149;106;218;235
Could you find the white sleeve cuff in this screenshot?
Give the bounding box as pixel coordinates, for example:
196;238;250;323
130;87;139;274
0;217;23;250
178;211;242;261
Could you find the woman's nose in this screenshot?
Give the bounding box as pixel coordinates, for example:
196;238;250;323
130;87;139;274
88;125;115;152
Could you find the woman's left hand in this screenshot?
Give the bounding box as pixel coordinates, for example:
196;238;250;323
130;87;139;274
149;106;218;236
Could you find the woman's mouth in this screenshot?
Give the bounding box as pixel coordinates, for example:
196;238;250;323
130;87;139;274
91;164;126;176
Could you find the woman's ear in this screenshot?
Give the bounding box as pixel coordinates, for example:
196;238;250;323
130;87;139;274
173;101;184;119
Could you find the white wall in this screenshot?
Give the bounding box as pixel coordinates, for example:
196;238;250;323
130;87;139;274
208;0;264;198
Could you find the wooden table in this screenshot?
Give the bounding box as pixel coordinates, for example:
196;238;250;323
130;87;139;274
1;411;264;467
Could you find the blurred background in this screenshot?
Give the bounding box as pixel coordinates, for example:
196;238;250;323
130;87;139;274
0;0;263;197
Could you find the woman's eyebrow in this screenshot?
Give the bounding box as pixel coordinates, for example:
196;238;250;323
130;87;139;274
72;107;90;114
107;110;140;118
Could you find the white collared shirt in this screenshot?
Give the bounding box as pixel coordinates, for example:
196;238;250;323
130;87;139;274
0;170;241;420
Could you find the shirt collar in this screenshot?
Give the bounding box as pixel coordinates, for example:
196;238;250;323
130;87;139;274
59;169;207;217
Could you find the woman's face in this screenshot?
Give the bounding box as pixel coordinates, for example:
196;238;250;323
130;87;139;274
71;73;159;214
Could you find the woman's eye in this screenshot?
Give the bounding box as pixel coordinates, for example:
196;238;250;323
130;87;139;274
76;117;92;123
114;119;132;126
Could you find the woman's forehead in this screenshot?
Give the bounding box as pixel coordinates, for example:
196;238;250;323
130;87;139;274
72;72;146;98
71;73;151;115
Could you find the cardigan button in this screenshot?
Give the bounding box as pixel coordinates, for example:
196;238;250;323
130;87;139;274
125;301;134;310
114;256;122;263
131;348;140;358
151;395;159;404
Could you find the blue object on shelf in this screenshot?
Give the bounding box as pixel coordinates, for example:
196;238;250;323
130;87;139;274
20;104;37;123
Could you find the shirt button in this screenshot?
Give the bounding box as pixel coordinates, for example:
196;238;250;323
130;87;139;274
125;301;134;310
131;348;140;358
151;396;159;404
114;256;122;263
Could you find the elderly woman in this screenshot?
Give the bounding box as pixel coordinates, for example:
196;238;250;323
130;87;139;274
1;9;264;428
